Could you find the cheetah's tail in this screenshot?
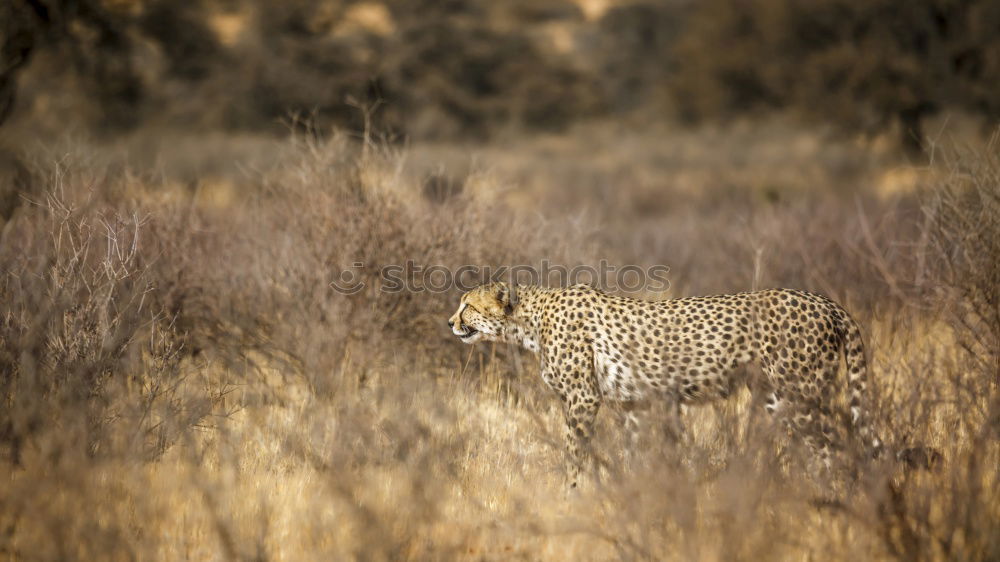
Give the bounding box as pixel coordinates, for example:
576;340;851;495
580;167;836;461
840;312;882;455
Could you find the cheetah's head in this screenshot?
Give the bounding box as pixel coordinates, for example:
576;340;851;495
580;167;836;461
448;282;517;344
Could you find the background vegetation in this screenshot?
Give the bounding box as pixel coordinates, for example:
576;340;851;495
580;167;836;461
0;0;998;560
3;0;1000;147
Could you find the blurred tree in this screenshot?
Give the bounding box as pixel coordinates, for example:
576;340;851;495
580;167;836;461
380;0;601;137
3;0;602;138
139;0;221;80
597;0;689;113
0;0;146;131
673;0;1000;155
0;0;40;126
221;0;378;132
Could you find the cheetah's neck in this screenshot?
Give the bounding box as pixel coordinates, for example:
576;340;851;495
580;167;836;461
502;285;552;354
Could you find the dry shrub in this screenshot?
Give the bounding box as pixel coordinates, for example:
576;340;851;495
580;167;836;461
923;143;1000;381
0;130;997;560
0;177;198;465
877;141;1000;560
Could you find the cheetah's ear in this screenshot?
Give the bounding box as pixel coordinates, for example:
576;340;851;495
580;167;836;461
496;283;517;315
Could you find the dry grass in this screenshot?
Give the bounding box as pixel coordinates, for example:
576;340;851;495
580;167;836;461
0;125;997;561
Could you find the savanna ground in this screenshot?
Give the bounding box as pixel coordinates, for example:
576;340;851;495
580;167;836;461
0;116;998;561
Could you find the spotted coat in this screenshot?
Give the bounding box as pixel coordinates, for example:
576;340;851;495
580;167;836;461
449;282;879;488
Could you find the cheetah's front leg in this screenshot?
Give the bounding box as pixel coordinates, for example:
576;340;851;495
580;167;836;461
562;388;600;489
541;337;599;490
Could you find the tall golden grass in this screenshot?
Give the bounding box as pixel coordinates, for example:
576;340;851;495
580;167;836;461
0;125;997;560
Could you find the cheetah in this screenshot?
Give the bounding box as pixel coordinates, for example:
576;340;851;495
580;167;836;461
448;282;881;488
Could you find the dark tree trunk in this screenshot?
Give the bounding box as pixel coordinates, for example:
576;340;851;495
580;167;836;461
0;0;42;128
0;77;16;127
